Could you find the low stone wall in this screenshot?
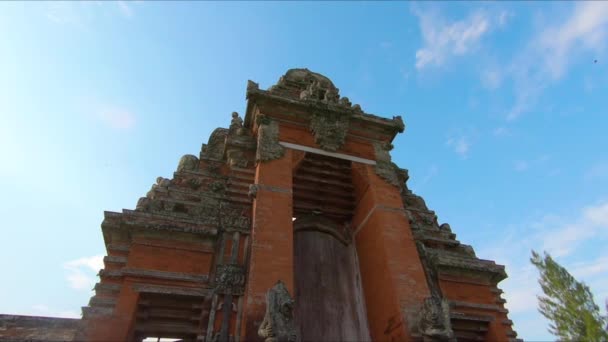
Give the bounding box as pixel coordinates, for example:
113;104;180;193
0;314;81;341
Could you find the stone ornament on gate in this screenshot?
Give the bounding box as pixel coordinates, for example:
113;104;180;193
214;264;245;296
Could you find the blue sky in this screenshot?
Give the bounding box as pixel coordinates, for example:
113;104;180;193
1;2;607;340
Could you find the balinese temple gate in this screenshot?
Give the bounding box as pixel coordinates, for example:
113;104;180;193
82;69;519;342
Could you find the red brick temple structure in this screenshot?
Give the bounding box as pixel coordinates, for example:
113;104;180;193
2;69;520;341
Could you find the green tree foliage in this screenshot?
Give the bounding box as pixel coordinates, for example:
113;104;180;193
531;250;608;341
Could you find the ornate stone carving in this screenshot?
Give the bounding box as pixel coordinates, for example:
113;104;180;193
227;149;248;168
220;204;251;230
187;178;202;190
402;192;430;211
373;141;402;187
177;154;199;172
258;281;298;342
256;115;285;162
392;115;405;133
418;296;453;341
202;128;228;160
208;180;227;194
214;264;245;295
309;110;351;152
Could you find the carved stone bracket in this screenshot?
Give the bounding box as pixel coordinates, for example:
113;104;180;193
309;110;351;152
258;281;298;342
256;115;285;162
418;296;454;341
214;264;245;296
373;142;403;187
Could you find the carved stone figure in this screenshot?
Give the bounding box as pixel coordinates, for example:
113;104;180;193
177;154;199;172
256;115;285;162
417;296;453;341
229;111;244;135
322;87;340;104
258;281;298;342
309;111;351;152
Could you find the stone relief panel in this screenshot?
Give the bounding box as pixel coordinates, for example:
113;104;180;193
214;264;246;296
309;110;351;152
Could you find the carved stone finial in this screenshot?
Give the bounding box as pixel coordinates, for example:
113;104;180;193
177;154;199;172
258;281;298;342
247;80;260;93
256;115;285;162
418;296;453;341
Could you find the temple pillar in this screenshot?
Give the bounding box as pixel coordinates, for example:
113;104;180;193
87;281;139;341
242;149;294;341
352;163;431;342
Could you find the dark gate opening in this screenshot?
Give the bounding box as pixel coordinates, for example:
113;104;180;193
292;153;370;342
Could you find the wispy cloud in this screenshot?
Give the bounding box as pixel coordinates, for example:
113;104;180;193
420;164;439;186
45;1;136;25
505;2;608;121
446;136;471;158
584;161;608;182
97;108;136;130
413;7;510;70
513;154;550;172
64;255;104;291
493;126;510;137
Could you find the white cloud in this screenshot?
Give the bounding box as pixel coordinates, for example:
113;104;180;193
539;2;608;80
446;136;471;158
538;202;608;257
505;2;608;120
64;255;104;291
414;9;489;69
97;108;136;130
493;126;509;137
413;8;510;70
